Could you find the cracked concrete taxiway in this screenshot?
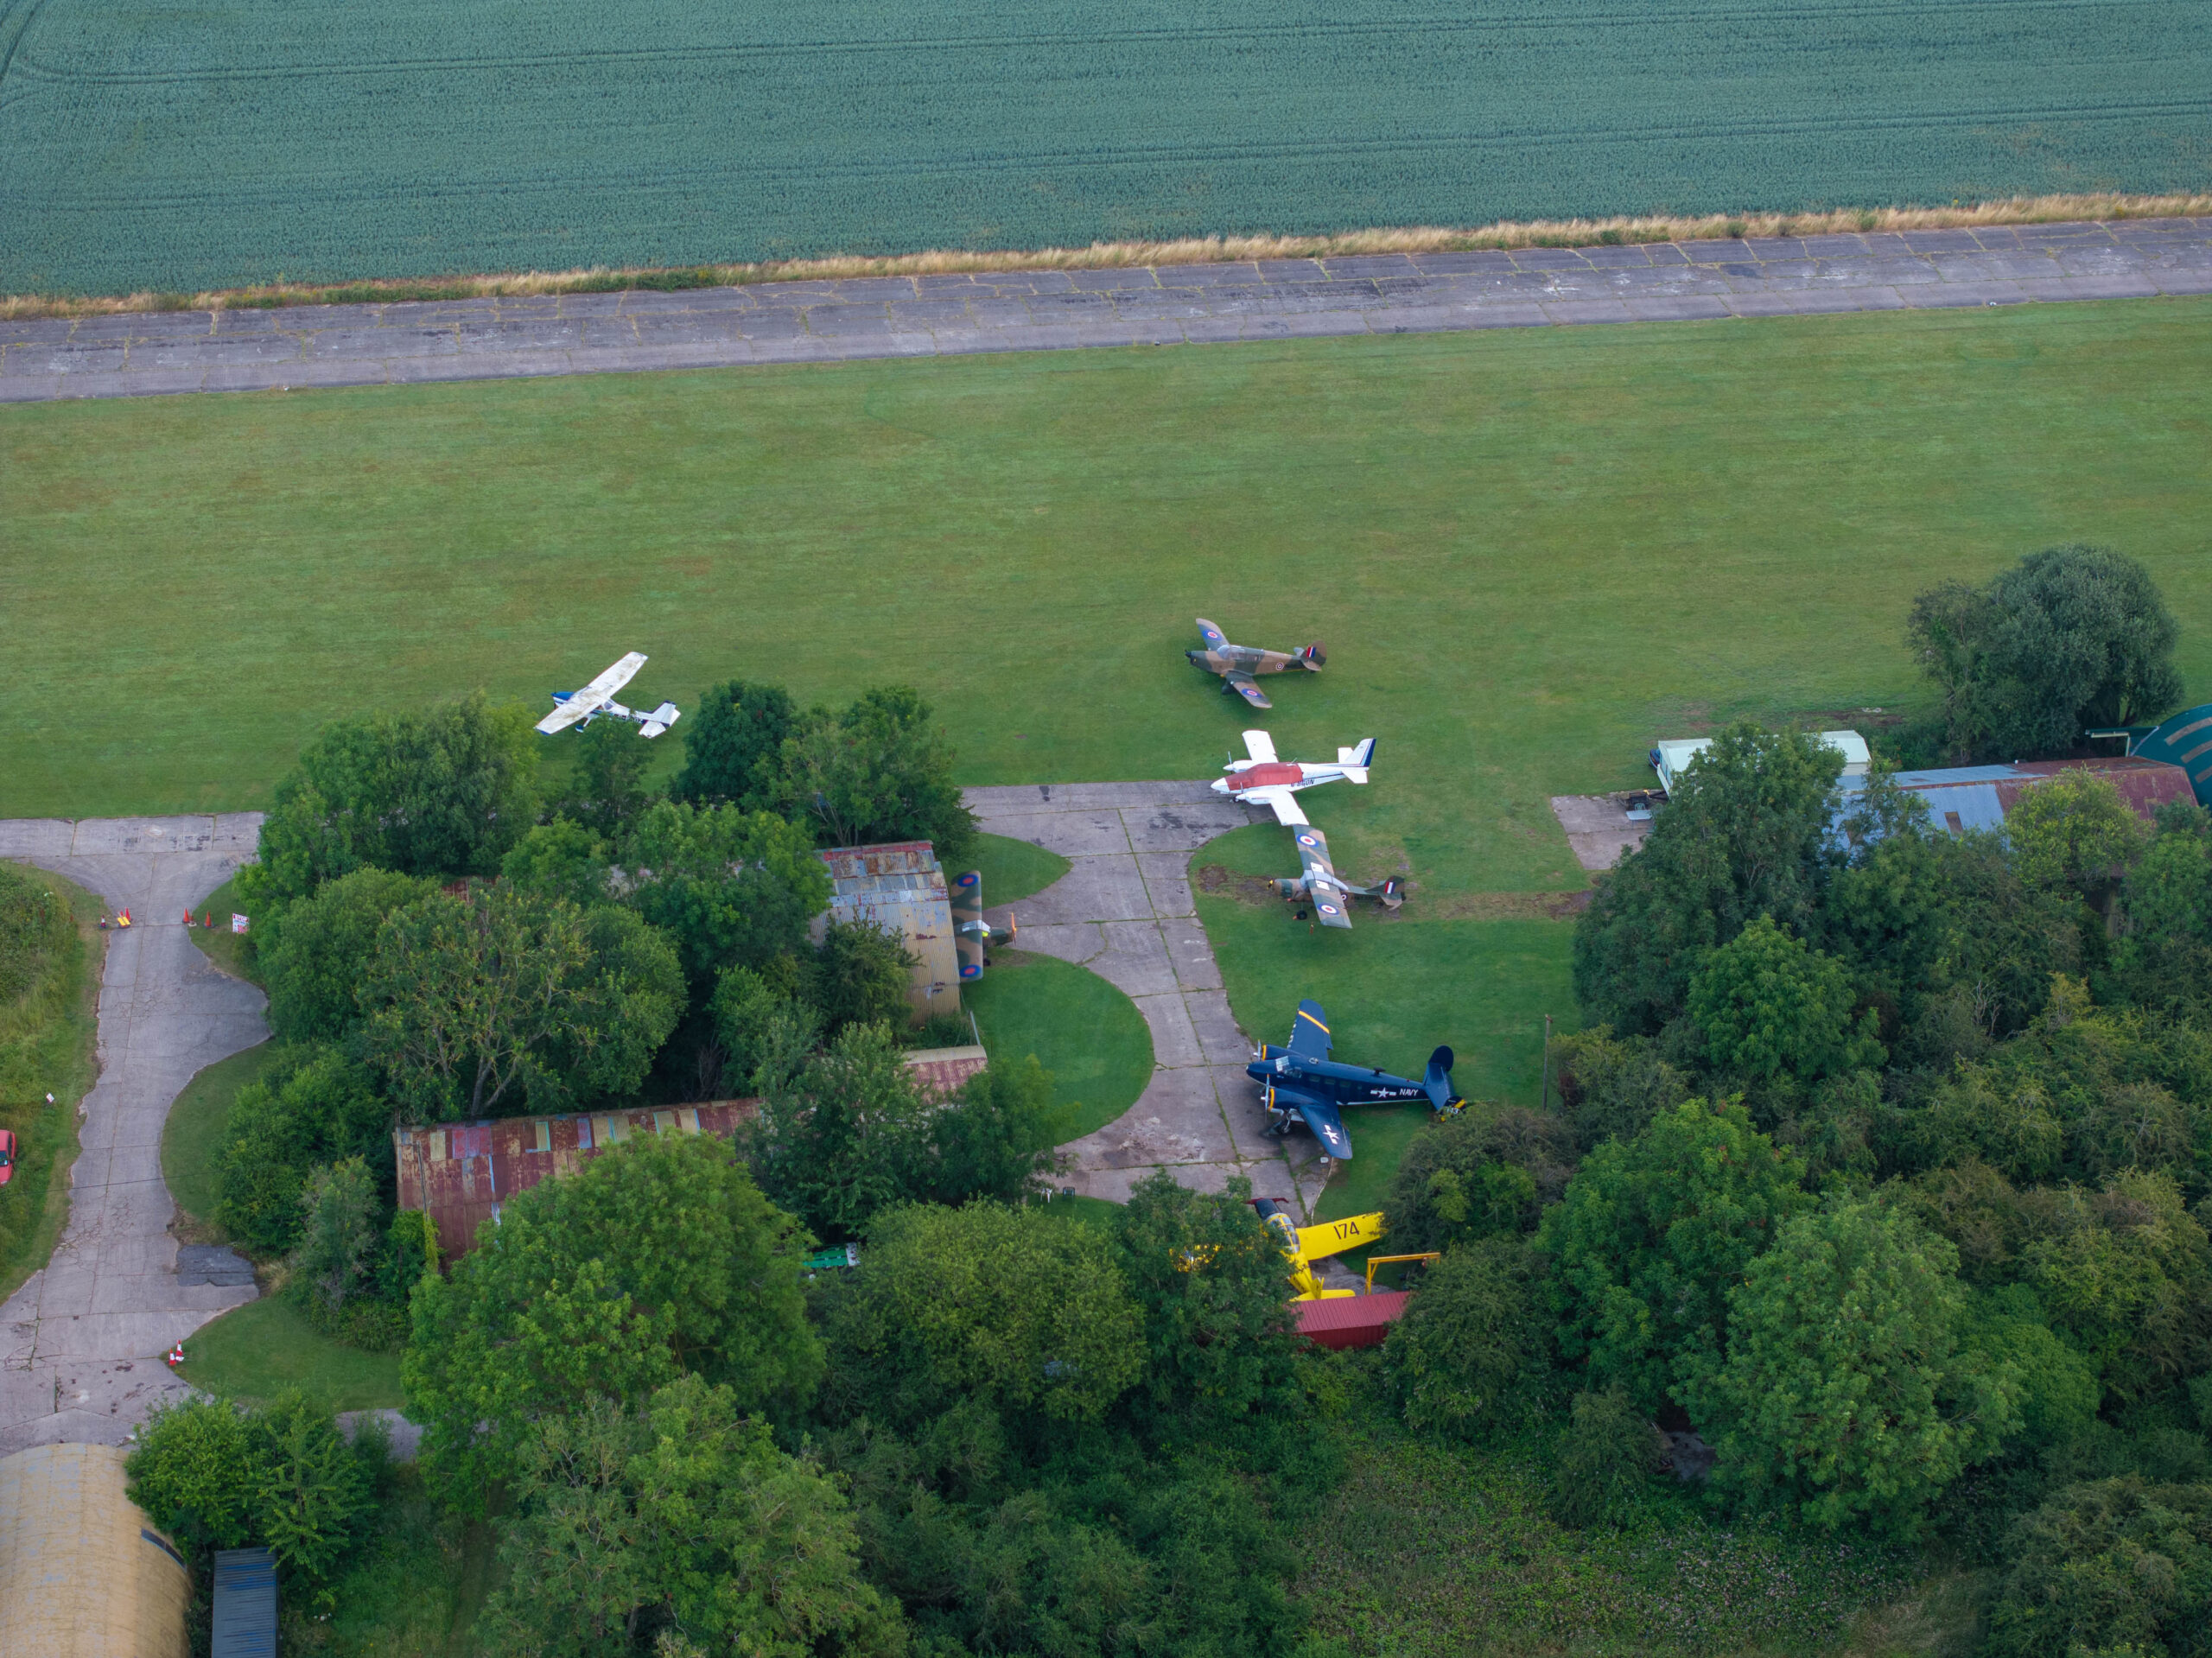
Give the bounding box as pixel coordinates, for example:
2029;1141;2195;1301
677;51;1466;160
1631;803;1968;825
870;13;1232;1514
0;816;266;1456
967;782;1334;1218
4;218;2205;404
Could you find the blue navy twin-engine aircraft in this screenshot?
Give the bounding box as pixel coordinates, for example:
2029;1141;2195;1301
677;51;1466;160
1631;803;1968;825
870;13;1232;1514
1247;998;1460;1161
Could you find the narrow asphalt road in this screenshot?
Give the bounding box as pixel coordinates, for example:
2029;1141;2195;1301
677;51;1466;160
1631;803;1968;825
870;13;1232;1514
966;782;1334;1218
0;817;265;1457
3;218;2205;403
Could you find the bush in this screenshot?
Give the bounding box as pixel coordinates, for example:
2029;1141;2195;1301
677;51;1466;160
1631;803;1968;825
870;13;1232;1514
1549;1385;1665;1530
127;1389;382;1590
1384;1237;1557;1440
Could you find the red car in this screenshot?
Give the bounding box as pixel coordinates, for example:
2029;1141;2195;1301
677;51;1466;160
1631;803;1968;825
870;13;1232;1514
0;1128;15;1185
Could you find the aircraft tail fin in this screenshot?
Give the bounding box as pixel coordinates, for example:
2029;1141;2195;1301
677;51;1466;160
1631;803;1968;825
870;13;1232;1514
1300;643;1326;669
637;702;683;739
1336;737;1376;780
1423;1045;1457;1111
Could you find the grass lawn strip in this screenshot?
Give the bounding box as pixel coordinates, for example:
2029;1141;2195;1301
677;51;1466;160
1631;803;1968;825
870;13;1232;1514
968;832;1072;911
162;1041;276;1231
183;873;256;982
963;949;1153;1142
0;867;103;1305
175;1293;404;1413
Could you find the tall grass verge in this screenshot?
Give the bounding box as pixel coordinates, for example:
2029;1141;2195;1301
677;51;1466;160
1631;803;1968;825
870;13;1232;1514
0;862;102;1304
3;193;2202;321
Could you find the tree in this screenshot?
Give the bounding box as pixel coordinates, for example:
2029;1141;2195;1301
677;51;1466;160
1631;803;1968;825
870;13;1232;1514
928;1056;1071;1210
1573;724;1844;1034
810;917;918;1035
1908;544;2183;763
774;687;977;864
1549;1385;1665;1529
403;1131;822;1506
2018;1172;2212;1399
553;715;652;836
708;962;812;1094
360;883;682;1121
2006;768;2148;899
818;1203;1142;1429
1383;1106;1574;1253
257;867;435;1043
1683;1200;2019;1534
1688;914;1884;1083
622;800;831;988
1538;1098;1808;1409
480;1377;906;1658
240;693;541;910
747;1019;936;1240
671;679;797;811
1550;1026;1692;1152
500;817;613;910
215;1046;391;1255
294;1156;378;1313
1110;1172;1303;1422
1384;1237;1558;1440
2116;809;2212;1011
249;1388;381;1589
1986;1477;2212;1658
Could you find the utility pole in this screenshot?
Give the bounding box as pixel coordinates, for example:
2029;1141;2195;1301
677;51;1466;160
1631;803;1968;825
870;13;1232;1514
1540;1013;1553;1114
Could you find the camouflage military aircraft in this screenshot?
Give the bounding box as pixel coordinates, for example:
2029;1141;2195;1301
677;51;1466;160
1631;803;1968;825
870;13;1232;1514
1185;619;1325;709
950;870;1014;981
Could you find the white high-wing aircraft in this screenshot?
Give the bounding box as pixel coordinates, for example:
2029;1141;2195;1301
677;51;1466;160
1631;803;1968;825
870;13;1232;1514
1211;731;1394;930
536;652;683;739
1209;730;1375;826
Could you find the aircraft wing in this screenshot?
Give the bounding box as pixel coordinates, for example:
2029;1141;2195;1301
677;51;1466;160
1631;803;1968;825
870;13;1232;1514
1292;829;1353;928
951;871;985;981
1295;1210;1386;1261
534;700;595;735
1225;673;1271;709
1293;1097;1354;1160
1287;998;1332;1061
1241;729;1280;764
1245;788;1306;826
586;652;648;698
1197;619;1230;651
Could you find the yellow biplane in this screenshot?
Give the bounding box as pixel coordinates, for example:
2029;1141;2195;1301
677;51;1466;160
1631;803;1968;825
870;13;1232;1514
1251;1198;1385;1300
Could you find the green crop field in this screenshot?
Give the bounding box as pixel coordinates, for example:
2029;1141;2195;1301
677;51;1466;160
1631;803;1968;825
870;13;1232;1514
2;0;2209;295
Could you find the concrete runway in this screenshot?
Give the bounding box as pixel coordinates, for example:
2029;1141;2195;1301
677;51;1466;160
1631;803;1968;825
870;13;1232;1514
3;218;2206;404
0;817;265;1456
968;782;1335;1217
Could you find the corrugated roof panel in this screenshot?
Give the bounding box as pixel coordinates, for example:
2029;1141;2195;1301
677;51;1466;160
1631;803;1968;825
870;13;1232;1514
1294;1291;1412;1350
211;1547;277;1658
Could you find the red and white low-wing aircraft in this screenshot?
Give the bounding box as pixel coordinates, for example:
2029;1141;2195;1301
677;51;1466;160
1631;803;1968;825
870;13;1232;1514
1210;730;1375;826
536;651;683;739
